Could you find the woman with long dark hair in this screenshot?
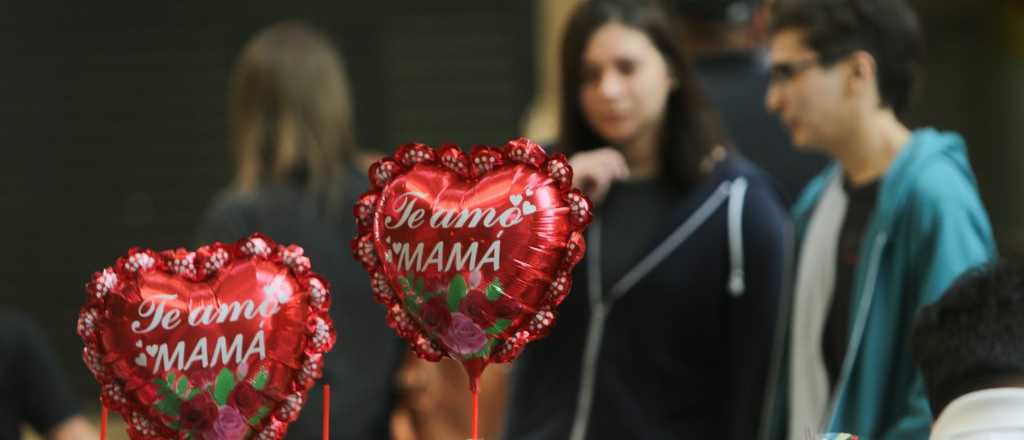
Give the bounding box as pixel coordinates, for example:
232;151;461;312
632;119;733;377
503;1;787;438
195;22;404;439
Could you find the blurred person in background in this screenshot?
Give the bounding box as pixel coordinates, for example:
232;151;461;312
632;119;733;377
0;309;98;440
503;0;788;438
195;21;404;439
762;0;995;438
388;355;508;440
912;261;1024;440
667;0;827;204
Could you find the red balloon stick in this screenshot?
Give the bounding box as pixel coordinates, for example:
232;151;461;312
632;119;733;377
471;388;479;440
323;384;331;440
100;404;108;440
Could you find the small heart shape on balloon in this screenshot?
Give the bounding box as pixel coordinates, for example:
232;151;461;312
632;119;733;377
262;278;289;304
134;353;147;367
509;194;522;206
145;345;158;357
392;242;402;254
525;188;534;197
522;201;537;215
135;340;142;348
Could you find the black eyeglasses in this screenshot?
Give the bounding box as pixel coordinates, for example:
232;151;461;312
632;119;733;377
769;58;819;84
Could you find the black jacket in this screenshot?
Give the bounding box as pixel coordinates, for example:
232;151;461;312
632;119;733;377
196;168;404;440
504;155;788;440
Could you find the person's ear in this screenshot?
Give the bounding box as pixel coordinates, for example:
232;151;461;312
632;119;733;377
665;69;680;91
846;50;878;98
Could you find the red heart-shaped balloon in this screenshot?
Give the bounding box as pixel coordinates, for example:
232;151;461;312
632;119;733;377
352;139;591;388
79;234;335;440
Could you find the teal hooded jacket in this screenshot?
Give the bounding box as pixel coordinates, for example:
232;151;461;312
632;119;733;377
765;128;996;439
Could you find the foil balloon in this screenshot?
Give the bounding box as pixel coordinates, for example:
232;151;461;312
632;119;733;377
352;138;592;390
78;234;335;440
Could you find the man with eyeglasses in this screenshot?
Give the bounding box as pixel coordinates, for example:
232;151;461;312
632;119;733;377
760;0;996;439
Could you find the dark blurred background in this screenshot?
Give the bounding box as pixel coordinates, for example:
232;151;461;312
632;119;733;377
0;0;536;416
0;0;1020;428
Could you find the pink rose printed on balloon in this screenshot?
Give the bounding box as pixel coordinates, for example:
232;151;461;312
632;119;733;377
204;406;248;440
439;313;488;356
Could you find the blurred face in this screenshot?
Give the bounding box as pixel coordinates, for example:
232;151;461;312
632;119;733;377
580;22;675;148
765;29;855;152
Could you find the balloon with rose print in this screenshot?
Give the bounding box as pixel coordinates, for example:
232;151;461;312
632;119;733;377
352;138;592;391
78;234;335;440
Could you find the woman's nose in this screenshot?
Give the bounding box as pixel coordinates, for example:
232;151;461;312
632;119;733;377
597;71;625;99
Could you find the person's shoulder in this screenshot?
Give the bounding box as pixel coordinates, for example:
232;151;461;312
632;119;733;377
891;128;976;206
713;152;784;200
894;150;993;252
201;185;306;221
0;308;37;333
713;151;763;179
0;308;43;350
196;188;268;245
204;187;260;213
902;153;981;215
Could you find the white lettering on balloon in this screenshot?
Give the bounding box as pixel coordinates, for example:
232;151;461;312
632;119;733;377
385;191;525;230
152;330;266;374
383;190;535;272
393;240;501;273
132;285;283;373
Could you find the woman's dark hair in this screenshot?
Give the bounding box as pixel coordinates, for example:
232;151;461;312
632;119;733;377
912;260;1024;416
769;0;924;118
559;0;728;189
